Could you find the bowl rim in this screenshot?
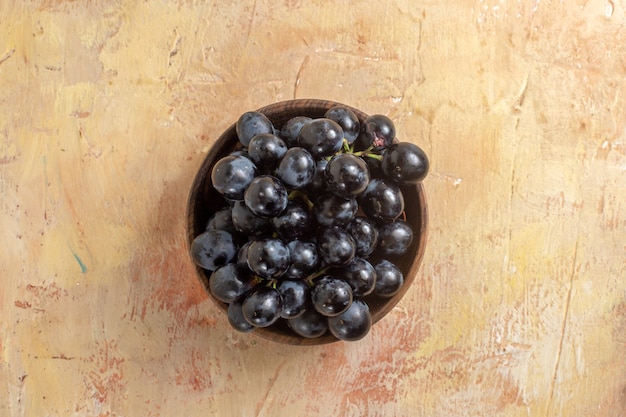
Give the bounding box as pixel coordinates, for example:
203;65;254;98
186;98;428;345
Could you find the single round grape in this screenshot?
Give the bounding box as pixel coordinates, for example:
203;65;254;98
227;297;255;333
333;257;377;297
287;308;328;338
271;198;312;240
206;206;238;234
325;153;370;198
373;259;404;297
354;114;396;151
248;133;288;170
358;178;405;223
280;116;311;148
276;147;316;189
246;238;291;279
377;220;413;256
277;280;310;319
236;111;274;147
317;226;356;266
324;106;360;143
311;276;353;317
190;229;238;271
209;263;255;303
241;286;283;328
284;239;320;279
211;155;257;201
313;192;358;227
327;299;372;341
298;118;344;158
231;201;270;236
381;142;429;184
346;216;379;257
244;175;288;218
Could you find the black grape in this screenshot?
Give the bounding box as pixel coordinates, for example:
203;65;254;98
246;238;291;279
277;280;310;319
227;297;255;333
211;155;257;201
241;286;283;328
236;111;274;147
276;147;316;189
324;106;360;143
244;175;288;218
382;142;429;184
377;220;413;256
328;299;372;341
311;276;353;317
190;229;238;271
209;263;255;303
325;153;370;198
288;308;328;338
359;178;404;223
373;259;404;297
298;118;344;158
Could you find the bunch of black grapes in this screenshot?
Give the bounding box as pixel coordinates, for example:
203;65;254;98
191;106;428;341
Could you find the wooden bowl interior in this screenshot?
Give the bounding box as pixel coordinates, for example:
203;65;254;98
186;99;428;345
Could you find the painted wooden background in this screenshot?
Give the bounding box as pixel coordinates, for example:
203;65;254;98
1;1;625;416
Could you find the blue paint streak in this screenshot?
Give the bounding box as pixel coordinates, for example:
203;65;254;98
73;253;87;273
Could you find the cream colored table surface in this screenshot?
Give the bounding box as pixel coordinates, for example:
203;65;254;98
1;1;625;416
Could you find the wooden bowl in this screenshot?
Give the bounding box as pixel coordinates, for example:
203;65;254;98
186;99;428;345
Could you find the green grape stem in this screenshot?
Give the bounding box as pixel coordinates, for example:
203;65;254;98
304;266;330;286
362;152;383;161
342;138;351;152
333;142;384;162
288;190;314;209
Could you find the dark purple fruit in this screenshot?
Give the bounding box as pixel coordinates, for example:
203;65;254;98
211;155;257;201
271;198;312;240
313;192;358;227
244;175;288;218
354;114;395;151
333;257;377;297
298;118;344;158
325;153;370;198
284;240;320;279
241;286;283;328
277;280;310;319
346;216;379;257
327;299;372;341
236;111;274;147
280;116;311;148
358;178;404;223
227;297;255;333
317;226;356;266
324;106;360;143
276;147;316;189
288;308;328;338
246;238;291;279
248;133;288;170
382;142;429;184
311;276;353;317
373;259;404;297
190;229;238;271
377;220;413;256
209;263;255;303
